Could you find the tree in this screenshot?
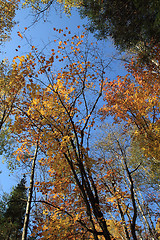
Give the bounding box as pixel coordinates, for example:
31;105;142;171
0;0;19;44
93;123;159;240
80;0;160;51
22;142;39;240
101;44;160;163
11;29;114;240
0;60;25;162
9;28;159;239
0;60;25;131
0;176;27;239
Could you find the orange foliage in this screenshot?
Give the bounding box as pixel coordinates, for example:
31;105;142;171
101;45;160;160
10;30;159;240
11;29;115;239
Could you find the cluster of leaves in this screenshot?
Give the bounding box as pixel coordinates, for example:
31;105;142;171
23;0;81;14
0;59;25;164
0;59;25;130
0;0;19;44
80;0;160;51
101;44;160;164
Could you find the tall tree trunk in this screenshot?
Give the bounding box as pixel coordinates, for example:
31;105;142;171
22;142;39;240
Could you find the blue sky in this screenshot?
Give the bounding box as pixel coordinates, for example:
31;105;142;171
0;4;127;193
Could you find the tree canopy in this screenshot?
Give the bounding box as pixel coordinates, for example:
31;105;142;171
80;0;160;51
0;0;19;44
20;0;160;50
7;28;159;239
0;0;159;239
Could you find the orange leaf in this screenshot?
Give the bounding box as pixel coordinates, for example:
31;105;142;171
17;31;23;38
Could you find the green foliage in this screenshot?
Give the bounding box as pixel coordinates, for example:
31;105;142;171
80;0;160;50
130;135;160;188
0;122;15;162
0;176;27;240
0;124;11;155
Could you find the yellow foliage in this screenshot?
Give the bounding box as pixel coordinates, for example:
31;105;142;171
0;60;25;129
0;0;19;43
23;0;82;14
156;218;160;240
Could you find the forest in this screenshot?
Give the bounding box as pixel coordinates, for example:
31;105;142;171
0;0;160;239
